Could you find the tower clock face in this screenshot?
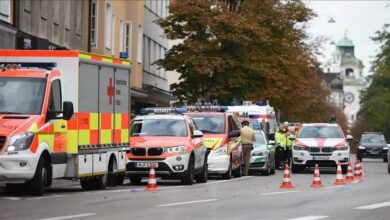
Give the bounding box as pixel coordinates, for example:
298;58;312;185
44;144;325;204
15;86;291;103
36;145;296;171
344;92;355;104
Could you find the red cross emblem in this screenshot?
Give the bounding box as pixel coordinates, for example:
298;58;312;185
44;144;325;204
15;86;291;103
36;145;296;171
107;77;114;105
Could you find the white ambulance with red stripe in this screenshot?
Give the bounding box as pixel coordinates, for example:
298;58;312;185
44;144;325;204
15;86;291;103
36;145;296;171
0;50;131;195
291;123;353;173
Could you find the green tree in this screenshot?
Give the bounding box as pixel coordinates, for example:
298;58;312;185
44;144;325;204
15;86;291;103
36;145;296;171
360;24;390;136
158;0;331;121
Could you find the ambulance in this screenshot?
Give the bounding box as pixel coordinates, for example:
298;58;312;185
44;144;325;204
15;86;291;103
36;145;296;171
0;50;131;195
227;101;277;139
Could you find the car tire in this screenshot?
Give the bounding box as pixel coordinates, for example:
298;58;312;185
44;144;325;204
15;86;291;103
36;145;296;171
182;156;194;185
116;174;125;186
262;159;271;176
129;176;143;184
341;165;348;174
80;178;93;190
195;156;208;183
233;160;243;178
291;163;303;174
93;175;107;190
383;157;388;163
222;161;232;180
27;156;47;196
270;155;276;175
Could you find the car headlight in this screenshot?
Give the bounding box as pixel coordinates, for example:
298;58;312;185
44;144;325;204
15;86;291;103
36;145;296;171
5;132;35;152
358;146;365;150
336;146;349;151
252;151;265;156
383;147;389;150
164;145;186;154
213;145;228;156
293;145;306;151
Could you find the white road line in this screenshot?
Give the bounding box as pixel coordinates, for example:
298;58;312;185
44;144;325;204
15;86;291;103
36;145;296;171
37;213;96;220
260;190;299;196
2;197;22;201
324;186;343;190
354;201;390;210
157;198;219;207
27;194;73;200
204;176;253;185
287;215;328;220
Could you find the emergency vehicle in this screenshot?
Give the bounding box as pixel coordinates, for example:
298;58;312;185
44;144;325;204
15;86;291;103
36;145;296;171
227;101;277;139
185;106;243;179
0;50;131;195
291;123;352;173
127;108;208;185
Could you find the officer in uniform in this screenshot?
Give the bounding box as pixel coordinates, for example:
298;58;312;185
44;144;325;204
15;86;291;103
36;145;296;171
240;120;256;176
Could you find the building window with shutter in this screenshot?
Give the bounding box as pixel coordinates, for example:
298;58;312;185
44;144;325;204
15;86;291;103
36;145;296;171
90;0;98;47
105;1;112;49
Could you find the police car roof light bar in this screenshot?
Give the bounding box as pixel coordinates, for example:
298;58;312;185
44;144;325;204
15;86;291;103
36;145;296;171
140;107;186;115
184;106;227;113
0;62;57;70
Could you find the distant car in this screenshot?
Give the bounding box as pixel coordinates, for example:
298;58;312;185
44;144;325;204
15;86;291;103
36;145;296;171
291;123;352;174
357;132;388;162
249;130;276;175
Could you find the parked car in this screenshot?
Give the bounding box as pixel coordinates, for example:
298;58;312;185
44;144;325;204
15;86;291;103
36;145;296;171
357;132;388;162
249;130;276;176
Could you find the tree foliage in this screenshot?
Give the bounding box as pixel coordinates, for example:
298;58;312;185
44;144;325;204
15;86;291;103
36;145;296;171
158;0;332;122
360;24;390;136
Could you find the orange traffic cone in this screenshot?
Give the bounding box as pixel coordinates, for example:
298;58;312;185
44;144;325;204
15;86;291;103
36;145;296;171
334;162;345;185
354;159;362;180
145;165;159;191
311;164;323;188
280;164;294;189
345;161;354;182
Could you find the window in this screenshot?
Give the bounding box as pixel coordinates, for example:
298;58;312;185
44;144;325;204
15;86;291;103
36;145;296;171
111;14;116;55
150;41;155;73
189;114;225;134
105;1;112;49
155;44;160;75
125;22;132;57
119;19;124;52
64;1;71;29
130;119;188;137
49;80;62;112
137;25;143;63
160;48;166;78
345;68;354;78
143;36;150;70
90;0;98;47
40;0;47;20
0;0;11;22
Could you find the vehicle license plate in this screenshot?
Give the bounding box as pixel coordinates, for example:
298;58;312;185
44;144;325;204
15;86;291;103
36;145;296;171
313;156;329;160
136;162;159;168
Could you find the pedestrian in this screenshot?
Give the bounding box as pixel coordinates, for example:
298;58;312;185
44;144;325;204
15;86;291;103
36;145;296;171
240;120;256;176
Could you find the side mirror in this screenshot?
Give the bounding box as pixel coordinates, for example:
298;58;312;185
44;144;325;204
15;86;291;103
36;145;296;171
63;101;74;120
192;130;203;138
229;130;240;138
346;135;353;141
268;140;276;145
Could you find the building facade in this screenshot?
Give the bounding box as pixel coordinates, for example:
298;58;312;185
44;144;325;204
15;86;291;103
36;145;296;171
322;35;366;127
0;0;17;49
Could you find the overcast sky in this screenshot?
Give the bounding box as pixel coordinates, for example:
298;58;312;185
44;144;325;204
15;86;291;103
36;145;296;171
303;0;390;75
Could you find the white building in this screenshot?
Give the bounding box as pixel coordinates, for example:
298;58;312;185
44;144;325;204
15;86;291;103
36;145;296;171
322;35;366;127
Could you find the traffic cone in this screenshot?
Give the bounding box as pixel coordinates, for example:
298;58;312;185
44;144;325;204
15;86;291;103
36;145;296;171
354;159;362;179
311;164;323;188
334;162;345;185
145;165;159;191
280;164;294;189
345;161;354;182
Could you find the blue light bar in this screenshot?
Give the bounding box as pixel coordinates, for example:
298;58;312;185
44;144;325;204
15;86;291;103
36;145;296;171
0;62;57;69
184;106;227;113
140;107;185;115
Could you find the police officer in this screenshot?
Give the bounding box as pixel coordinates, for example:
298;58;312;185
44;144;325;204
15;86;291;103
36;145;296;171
240;120;256;176
275;122;292;169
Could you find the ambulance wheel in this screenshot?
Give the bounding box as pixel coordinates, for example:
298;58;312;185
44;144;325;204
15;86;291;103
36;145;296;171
233;160;242;178
129;176;142;184
222;161;232;179
93;175;107;190
80;178;93;190
182;156;194;185
28;156;47;196
107;157;118;187
116;174;125;186
195;155;208;183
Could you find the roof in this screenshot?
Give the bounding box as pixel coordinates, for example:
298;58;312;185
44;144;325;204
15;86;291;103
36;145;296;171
0;69;49;78
186;112;227;116
337;37;354;47
134;114;186;120
302;123;339;127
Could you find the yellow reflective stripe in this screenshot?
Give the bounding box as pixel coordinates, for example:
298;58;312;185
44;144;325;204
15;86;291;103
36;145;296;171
115;113;122;130
79;52;91;60
29;123;39;132
90;113;99;130
38;134;54;152
122;60;131;66
100;130;112;144
102;58;113;63
79;130;90;146
67;130;78;153
121;129;129;143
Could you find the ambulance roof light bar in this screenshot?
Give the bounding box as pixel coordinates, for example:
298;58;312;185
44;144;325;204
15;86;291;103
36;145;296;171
140;107;186;115
0;62;57;71
184;105;227;113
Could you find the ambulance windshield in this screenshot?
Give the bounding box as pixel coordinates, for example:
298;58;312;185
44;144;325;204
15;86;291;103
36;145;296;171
0;77;46;115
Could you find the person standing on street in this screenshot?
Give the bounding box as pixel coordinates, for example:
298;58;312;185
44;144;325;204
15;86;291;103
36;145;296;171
275;122;289;169
240;120;256;176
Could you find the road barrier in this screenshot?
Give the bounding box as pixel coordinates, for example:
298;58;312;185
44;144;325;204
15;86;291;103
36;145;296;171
345;162;354;182
145;165;159;191
280;164;294;189
311;164;323;188
334;162;346;185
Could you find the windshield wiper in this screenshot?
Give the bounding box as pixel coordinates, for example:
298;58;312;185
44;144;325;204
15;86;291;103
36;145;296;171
200;129;217;134
0;111;24;115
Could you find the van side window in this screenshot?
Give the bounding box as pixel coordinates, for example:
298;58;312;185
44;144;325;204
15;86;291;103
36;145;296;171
48;80;62;117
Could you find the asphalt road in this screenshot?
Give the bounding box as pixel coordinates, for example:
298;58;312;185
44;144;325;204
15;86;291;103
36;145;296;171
1;157;390;220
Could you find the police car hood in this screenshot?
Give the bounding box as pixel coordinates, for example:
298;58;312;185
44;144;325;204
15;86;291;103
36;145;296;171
295;138;346;148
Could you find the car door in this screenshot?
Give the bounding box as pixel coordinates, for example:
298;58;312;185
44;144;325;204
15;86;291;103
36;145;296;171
228;115;242;168
189;119;204;169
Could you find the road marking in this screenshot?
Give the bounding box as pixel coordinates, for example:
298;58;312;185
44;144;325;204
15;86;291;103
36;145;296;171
2;197;22;201
324;186;343;190
354;201;390;210
204;176;253;185
260;190;299;196
37;213;96;220
27;194;73;200
157;198;219;207
288;215;328;220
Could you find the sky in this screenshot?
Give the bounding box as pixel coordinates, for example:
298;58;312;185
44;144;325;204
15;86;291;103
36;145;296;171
303;0;390;75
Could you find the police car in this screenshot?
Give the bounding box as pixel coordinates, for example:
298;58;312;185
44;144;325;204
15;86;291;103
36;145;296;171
291;123;352;173
126;108;208;185
185;106;243;179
